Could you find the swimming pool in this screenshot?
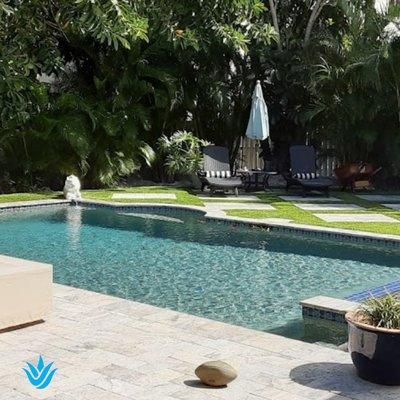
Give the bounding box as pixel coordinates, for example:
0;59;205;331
0;205;399;343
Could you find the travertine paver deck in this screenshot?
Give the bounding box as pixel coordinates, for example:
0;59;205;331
382;203;400;210
300;296;359;314
198;195;262;202
356;194;400;202
279;196;342;202
1;284;399;400
112;193;177;200
293;203;363;211
314;213;399;223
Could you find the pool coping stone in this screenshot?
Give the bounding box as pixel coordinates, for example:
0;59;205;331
300;296;359;324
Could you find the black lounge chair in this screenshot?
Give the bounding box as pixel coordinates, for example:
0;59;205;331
285;145;334;196
199;146;243;196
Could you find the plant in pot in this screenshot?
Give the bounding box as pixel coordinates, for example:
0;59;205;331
158;131;211;188
346;294;400;385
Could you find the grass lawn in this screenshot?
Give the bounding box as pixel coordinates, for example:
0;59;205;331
82;186;203;206
0;192;62;203
1;187;400;236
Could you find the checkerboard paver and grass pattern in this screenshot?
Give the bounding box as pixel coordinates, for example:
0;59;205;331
3;188;400;236
220;191;400;236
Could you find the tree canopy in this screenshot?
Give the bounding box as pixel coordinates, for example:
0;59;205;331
1;0;400;190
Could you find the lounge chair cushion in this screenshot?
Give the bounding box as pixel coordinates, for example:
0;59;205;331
293;172;320;179
205;171;231;178
206;177;243;188
294;177;333;188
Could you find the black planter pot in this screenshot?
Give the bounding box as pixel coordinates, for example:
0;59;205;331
346;312;400;386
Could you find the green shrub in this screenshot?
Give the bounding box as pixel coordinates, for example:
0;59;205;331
158;131;211;176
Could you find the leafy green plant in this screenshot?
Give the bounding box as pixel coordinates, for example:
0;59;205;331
0;0;274;190
3;0;400;191
360;294;400;330
158;131;210;175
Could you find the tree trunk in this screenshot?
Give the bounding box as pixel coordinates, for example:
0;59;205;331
304;0;327;46
268;0;282;51
390;61;400;127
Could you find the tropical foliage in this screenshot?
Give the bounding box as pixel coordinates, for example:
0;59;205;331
304;1;400;176
1;0;400;190
158;131;210;176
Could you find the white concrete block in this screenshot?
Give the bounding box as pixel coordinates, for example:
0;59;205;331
0;255;52;330
294;203;363;211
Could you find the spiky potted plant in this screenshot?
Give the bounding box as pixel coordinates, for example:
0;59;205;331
346;294;400;385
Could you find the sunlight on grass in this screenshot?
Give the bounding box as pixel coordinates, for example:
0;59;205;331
82;186;203;206
0;192;61;203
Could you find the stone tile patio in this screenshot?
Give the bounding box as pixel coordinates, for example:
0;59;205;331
293;203;363;211
314;213;399;223
1;284;399;400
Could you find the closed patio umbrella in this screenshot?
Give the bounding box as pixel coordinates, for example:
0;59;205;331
245;80;269;141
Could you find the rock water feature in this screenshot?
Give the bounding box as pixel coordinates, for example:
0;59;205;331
63;175;82;201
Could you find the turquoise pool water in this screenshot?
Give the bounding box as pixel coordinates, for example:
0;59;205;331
0;205;399;343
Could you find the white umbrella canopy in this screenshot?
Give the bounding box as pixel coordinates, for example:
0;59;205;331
245;80;270;141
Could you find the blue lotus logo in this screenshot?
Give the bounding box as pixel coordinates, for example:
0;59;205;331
23;355;57;389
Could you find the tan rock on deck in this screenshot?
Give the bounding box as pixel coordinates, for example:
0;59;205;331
0;255;52;330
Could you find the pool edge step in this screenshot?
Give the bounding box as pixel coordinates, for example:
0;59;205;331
300;296;359;324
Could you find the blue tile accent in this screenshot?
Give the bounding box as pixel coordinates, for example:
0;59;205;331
302;306;346;324
0;202;69;213
76;201;206;217
346;280;400;302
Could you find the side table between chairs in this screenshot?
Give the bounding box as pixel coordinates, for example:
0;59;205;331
236;170;279;191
